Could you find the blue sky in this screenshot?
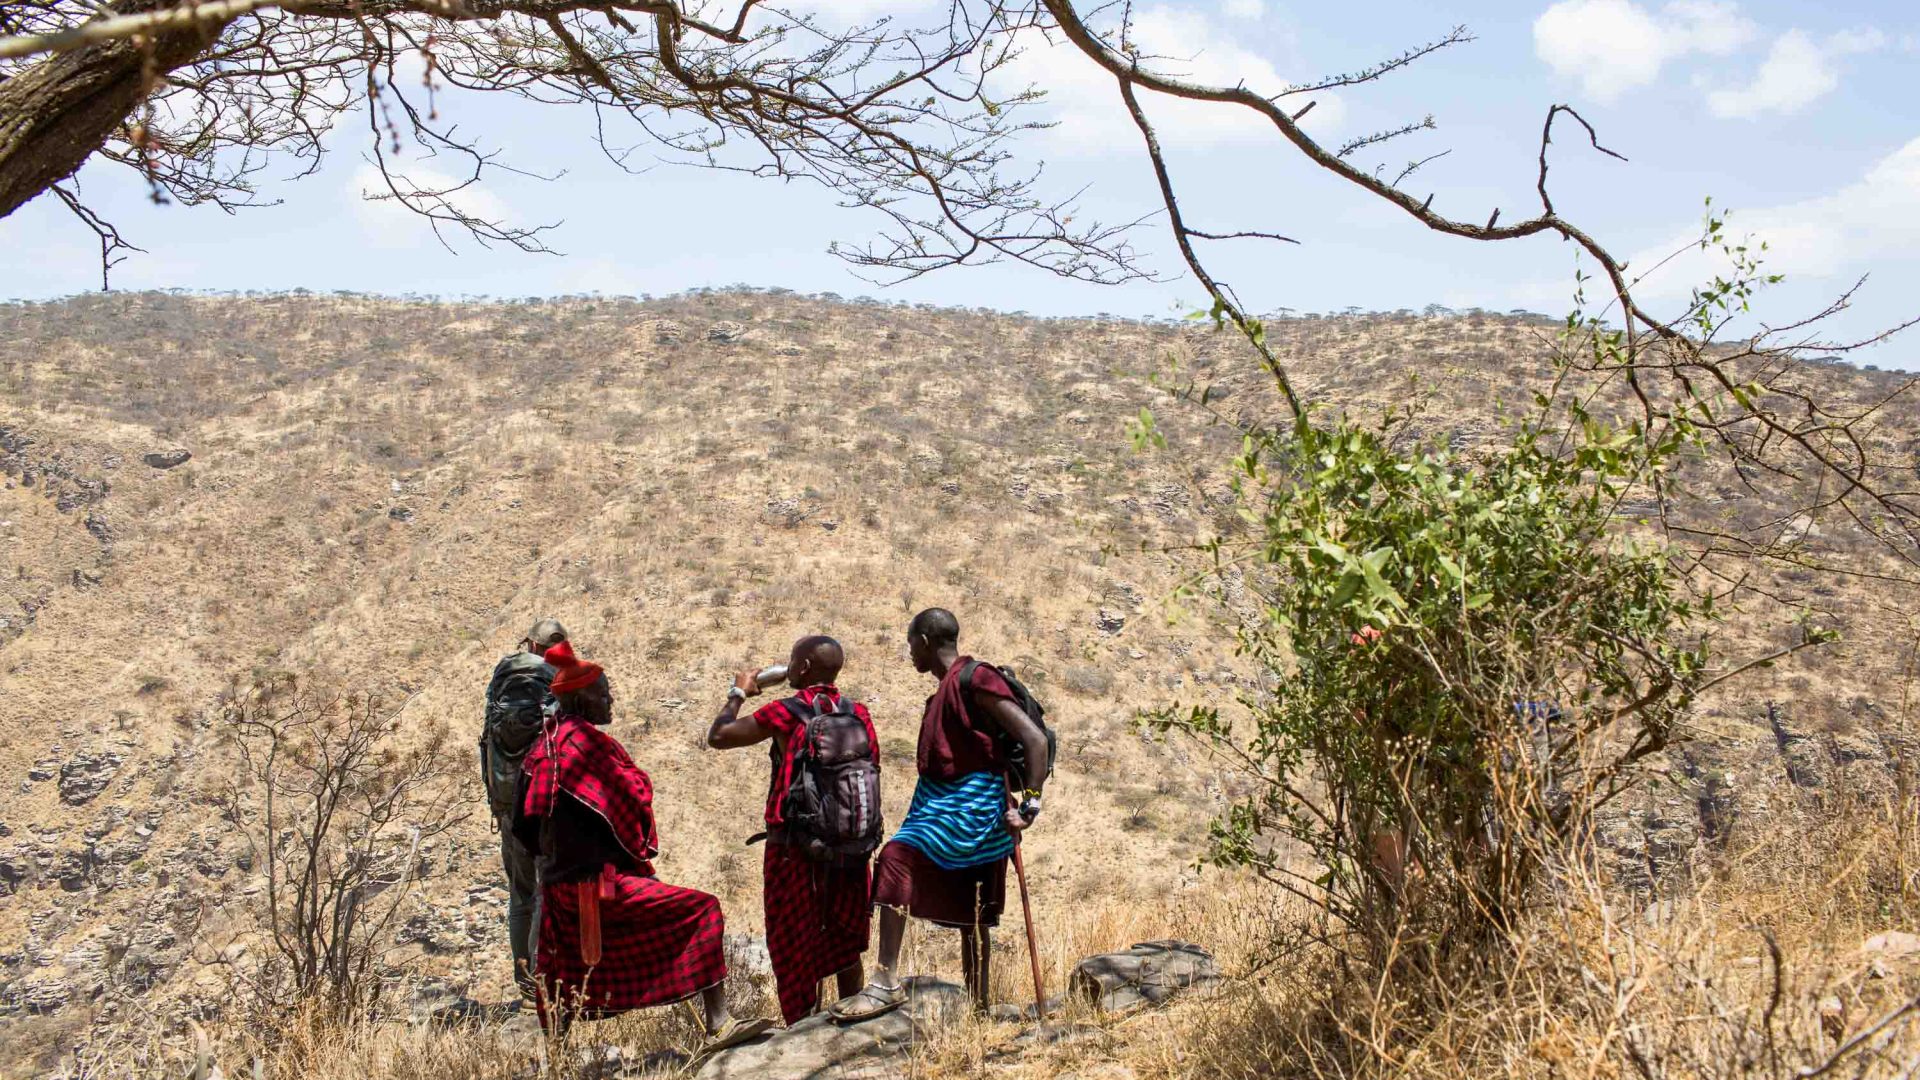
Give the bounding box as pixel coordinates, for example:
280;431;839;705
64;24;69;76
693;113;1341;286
3;0;1915;366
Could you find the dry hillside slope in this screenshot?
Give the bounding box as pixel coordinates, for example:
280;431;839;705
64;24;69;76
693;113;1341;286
0;290;1915;1076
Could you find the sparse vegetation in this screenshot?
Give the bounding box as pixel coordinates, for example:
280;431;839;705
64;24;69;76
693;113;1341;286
1;290;1914;1078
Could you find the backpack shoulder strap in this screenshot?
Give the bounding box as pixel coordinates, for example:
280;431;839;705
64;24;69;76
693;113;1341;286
957;659;1005;735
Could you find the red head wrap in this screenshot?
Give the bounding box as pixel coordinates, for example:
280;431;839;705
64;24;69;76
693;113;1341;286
544;640;605;695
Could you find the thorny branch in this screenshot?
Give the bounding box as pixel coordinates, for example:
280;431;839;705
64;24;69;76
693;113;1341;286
1041;0;1919;579
51;182;145;289
1;0;1147;282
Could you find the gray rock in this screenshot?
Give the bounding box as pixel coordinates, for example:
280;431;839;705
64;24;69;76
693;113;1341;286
1011;1022;1108;1050
388;506;416;523
3;973;73;1015
58;750;123;805
0;849;29;894
723;934;773;982
1767;702;1824;788
1069;940;1221;1014
143;450;192;470
695;977;966;1079
706;322;747;345
1094;609;1126;635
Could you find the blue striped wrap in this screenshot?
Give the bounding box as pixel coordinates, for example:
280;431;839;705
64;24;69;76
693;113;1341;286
888;771;1014;870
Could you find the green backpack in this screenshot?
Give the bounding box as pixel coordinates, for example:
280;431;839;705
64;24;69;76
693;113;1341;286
481;652;554;819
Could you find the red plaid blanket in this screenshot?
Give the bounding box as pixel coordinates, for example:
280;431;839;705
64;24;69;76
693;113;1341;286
522;713;659;868
763;842;871;1024
534;868;728;1015
522;715;726;1016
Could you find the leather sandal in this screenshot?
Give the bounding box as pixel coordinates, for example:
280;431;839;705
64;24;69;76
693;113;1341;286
826;982;908;1023
697;1016;774;1059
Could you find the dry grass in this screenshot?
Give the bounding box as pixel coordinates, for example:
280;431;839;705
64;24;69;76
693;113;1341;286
4;290;1917;1078
71;789;1920;1079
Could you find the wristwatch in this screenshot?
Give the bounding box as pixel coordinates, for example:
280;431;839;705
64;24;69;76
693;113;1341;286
1018;795;1042;822
727;686;747;703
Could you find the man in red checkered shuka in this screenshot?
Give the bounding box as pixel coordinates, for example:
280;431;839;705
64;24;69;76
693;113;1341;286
705;635;880;1025
513;641;772;1051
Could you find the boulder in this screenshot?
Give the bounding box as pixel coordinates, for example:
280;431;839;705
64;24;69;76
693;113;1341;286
142;450;191;470
1768;704;1825;789
58;750;123;805
1860;931;1920;978
695;976;968;1079
707;322;747;345
1068;940;1221;1014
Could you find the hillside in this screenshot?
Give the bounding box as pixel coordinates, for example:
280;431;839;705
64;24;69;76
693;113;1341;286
1;290;1916;1077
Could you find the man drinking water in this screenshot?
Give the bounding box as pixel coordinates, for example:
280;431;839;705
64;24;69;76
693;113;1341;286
706;635;883;1025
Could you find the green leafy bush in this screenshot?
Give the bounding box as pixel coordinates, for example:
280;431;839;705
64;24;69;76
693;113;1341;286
1142;406;1716;950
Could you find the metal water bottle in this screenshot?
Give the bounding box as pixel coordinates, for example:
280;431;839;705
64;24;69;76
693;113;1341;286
753;663;790;691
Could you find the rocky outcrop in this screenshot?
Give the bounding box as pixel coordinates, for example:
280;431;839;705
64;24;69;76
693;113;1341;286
1768;702;1826;790
142;449;191;470
1069;940;1222;1013
695;977;968;1080
692;945;1221;1077
58;750;123;805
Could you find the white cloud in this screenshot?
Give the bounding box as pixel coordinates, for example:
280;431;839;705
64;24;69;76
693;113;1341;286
1622;135;1920;304
1705;27;1886;118
1007;6;1341;155
350;164;516;249
1533;0;1758;102
1222;0;1266;18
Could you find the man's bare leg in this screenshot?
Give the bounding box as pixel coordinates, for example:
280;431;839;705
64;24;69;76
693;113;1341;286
699;983;733;1034
869;904;907;987
958;925;991;1012
826;908;907;1020
836;961;865;1000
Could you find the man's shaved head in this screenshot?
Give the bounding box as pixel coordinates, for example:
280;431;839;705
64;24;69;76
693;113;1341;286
908;608;959;647
907;608;960;674
788;635;844;687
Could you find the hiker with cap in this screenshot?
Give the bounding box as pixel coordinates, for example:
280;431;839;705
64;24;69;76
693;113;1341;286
481;618;568;998
705;635;884;1025
829;608;1051;1021
514;641;772;1051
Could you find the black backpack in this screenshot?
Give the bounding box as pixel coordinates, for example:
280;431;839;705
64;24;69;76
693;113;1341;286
481;653;553;820
775;693;884;864
961;660;1056;784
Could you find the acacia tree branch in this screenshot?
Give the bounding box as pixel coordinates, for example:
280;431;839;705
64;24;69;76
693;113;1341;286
2;0;1150;282
1044;0;1918;572
1114;70;1302;421
51;182;145;289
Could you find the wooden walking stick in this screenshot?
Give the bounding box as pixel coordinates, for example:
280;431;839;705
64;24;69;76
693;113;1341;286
1009;794;1047;1022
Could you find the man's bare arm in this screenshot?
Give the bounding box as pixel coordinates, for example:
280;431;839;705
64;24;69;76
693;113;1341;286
706;669;775;749
977;693;1048;799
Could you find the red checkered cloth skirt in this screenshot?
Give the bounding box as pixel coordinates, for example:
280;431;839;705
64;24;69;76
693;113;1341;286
533;866;728;1018
763;843;872;1024
870;840;1005;929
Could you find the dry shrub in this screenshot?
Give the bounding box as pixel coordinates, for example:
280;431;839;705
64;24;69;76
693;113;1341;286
1116;789;1920;1080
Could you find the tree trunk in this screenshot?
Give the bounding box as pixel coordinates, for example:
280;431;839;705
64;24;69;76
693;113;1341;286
0;11;229;219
